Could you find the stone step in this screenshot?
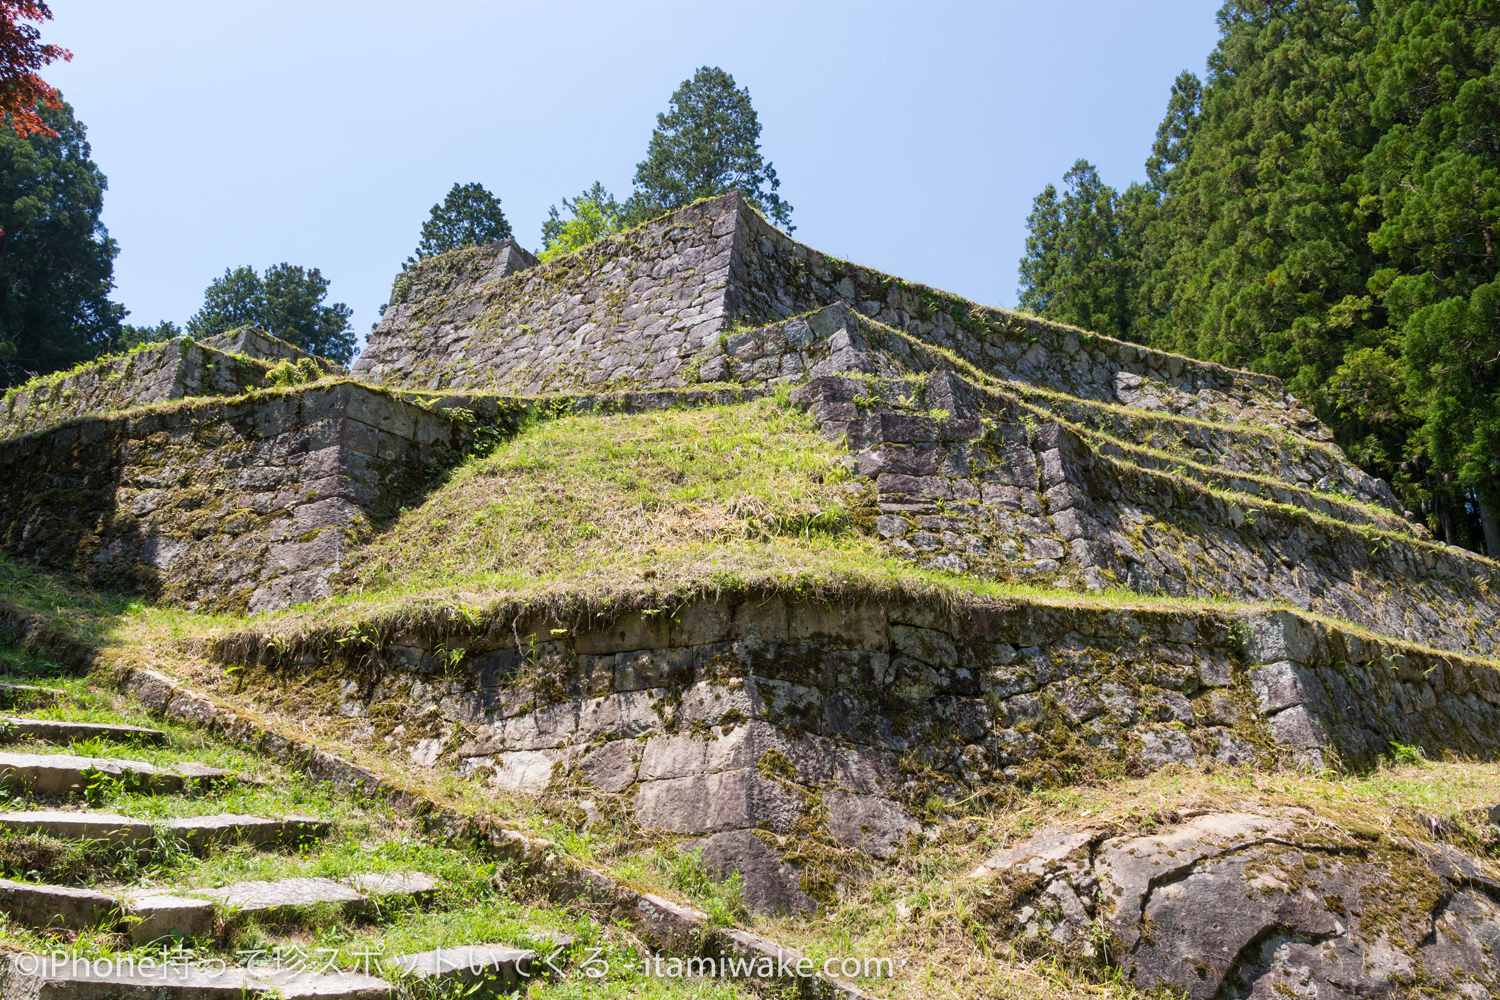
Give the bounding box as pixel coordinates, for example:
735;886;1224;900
185;871;435;922
0;811;329;852
343;871;438;902
122;892;216;945
3;960;390;1000
387;944;535;995
0;684;63;711
0;878;116;932
189;876;368;918
2;717;167;746
0;751;236;797
166;813;330;852
0;870;439;944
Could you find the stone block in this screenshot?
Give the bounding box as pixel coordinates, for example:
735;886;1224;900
0;879;118;930
1245;611;1319;665
670;598;731;645
387;944;533;994
1;718;166;746
633;769;799;834
1249;661;1328;714
575;612;671;655
1267;705;1333;751
0;811;153;845
124;893;217;944
822;791;917;857
698;830;816;916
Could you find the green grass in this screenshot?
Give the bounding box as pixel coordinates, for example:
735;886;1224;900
339;392;874;595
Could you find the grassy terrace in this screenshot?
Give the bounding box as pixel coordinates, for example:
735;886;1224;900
2;387;1500;999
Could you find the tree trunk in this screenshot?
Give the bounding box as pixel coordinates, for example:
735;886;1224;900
1480;491;1500;560
1434;493;1458;545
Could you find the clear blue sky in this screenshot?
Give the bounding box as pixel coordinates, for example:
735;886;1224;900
47;1;1222;347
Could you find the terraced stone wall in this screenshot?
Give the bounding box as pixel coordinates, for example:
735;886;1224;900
213;597;1500;890
200;328;345;371
0;382;467;613
726;205;1335;446
352;201;733;392
0;339;275;441
792;371;1500;655
352;197;1341;461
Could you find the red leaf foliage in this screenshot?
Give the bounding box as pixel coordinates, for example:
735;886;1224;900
0;1;71;138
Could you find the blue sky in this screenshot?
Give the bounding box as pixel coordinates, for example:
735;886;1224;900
47;1;1222;346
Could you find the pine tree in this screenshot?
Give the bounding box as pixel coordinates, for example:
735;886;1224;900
410;182;512;264
629;67;792;230
187;263;355;365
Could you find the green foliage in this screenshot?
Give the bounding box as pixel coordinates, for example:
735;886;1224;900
114;320;181;351
409;182;512;264
538;181;624;262
186;263;356;365
628;66;792;230
265;357;324;388
1017;0;1500;555
0;99;124;388
619;845;747;929
1016;160;1149;341
1390;741;1427;766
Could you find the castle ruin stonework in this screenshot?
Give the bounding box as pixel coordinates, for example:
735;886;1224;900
5;193;1500;998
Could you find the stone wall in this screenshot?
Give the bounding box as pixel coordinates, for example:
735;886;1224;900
214;594;1500;900
200;327;346;372
353;200;736;392
355;194;1338;452
0;382;467;613
0;338;276;441
791;370;1500;655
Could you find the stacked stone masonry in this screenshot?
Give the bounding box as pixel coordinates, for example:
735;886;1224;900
0;328;341;443
220;595;1500;909
0;382;467;612
355;194;1340;453
0;338;274;441
792;368;1499;655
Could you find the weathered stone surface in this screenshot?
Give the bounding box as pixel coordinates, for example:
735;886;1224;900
0;879;117;930
122;894;216;944
578;740;636;793
0;811;153;845
2;718;166;745
191;877;369;916
250;970;389;1000
386;944;533;993
698;830;816;916
972;811;1500;998
164;814;330;852
0;961;390;1000
0;752;179;796
823;791;918;858
635;768;799;834
3;961;260;1000
344;872;438;901
0;382;468;613
0;338;274;442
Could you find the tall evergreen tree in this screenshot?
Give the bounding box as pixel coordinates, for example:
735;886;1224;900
409;182;512;264
187;263;355;365
1017;160;1142;341
1017;0;1500;553
0;98;122;386
629;66;792;230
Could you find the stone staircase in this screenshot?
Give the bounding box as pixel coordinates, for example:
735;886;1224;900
0;693;562;1000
